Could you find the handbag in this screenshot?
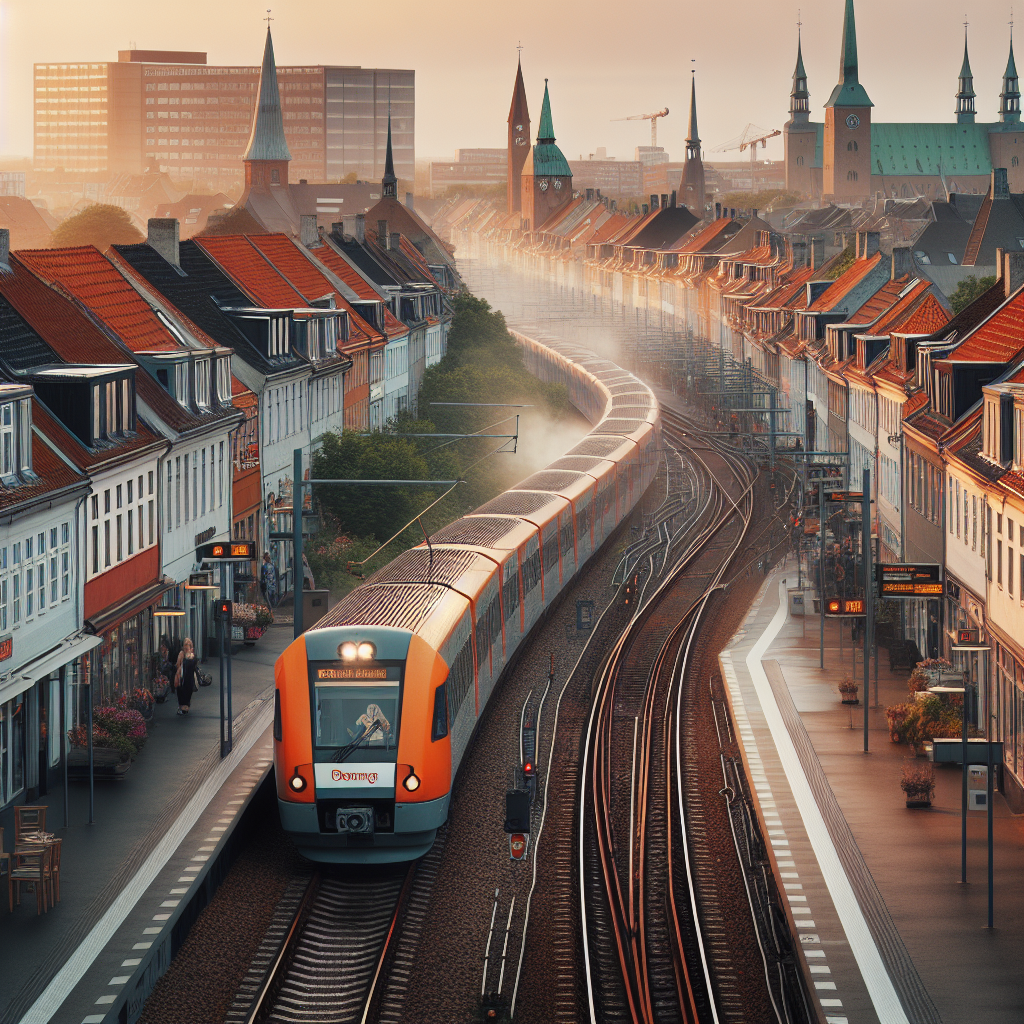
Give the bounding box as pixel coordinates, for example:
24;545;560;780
198;670;213;688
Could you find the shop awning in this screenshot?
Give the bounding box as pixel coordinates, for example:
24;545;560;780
85;577;177;637
0;632;104;706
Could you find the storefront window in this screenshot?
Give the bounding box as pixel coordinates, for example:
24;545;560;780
1;696;26;806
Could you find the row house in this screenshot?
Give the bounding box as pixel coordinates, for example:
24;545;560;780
112;229;353;593
15;243;242;647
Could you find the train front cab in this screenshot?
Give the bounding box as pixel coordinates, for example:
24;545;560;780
275;622;455;864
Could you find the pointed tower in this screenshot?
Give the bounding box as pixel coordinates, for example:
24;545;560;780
823;0;872;199
1000;35;1021;123
520;80;572;232
382;112;398;199
955;31;976;124
785;27;818;196
507;58;531;215
679;76;706;214
243;27;291;192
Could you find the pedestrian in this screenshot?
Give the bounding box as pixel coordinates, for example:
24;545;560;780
302;553;315;591
174;637;198;716
260;551;279;608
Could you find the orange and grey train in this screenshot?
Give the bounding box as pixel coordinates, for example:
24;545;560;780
274;334;661;863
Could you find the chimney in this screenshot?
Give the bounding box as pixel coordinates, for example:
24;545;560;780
299;178;308;185
378;219;389;246
1004;251;1024;297
810;236;825;269
610;199;617;212
586;188;594;201
730;208;736;219
751;208;758;219
147;217;179;267
650;194;659;210
670;190;677;208
660;193;668;209
642;203;649;215
390;231;402;252
791;237;808;268
596;189;602;199
883;198;895;214
891;246;914;280
405;191;415;209
860;231;880;258
0;228;8;268
715;202;722;219
993;167;1010;200
996;247;1006;282
300;214;319;247
354;214;366;244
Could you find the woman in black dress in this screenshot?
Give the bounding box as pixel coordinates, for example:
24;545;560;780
174;637;198;715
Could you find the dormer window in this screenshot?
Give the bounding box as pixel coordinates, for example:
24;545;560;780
32;366;134;448
269;317;290;357
217;357;232;405
175;361;190;406
194;358;210;408
0;390;32;482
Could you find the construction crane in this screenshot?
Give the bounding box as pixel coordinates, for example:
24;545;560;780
612;107;670;149
712;123;782;191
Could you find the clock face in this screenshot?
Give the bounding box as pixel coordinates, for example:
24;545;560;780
515;137;527;147
553;178;563;190
539;179;549;192
515;124;523;131
846;113;861;129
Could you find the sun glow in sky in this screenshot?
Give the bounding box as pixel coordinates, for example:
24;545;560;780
0;0;1017;166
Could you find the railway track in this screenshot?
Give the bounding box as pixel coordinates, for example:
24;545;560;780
580;413;784;1024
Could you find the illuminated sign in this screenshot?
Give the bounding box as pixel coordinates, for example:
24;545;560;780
316;667;389;681
827;491;864;502
197;541;256;561
878;563;942;598
0;636;12;661
957;628;980;646
826;598;866;616
313;762;396;789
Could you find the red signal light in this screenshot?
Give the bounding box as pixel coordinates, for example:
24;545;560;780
212;544;226;557
523;761;534;776
827;599;841;614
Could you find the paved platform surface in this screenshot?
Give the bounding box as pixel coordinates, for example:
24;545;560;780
0;623;292;1024
721;563;1024;1024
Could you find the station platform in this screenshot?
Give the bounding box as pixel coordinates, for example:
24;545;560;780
0;623;291;1024
721;563;1024;1024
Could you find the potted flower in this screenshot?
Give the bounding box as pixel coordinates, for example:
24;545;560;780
901;762;936;808
152;673;172;704
886;702;912;743
838;675;859;705
128;687;155;721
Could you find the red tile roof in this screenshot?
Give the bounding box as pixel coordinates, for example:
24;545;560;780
944;288;1024;363
193;234;308;309
808;252;885;312
848;275;908;323
16;246;183;352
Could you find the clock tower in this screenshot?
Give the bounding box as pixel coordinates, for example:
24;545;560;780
520;80;573;232
823;0;872;200
507;57;531;215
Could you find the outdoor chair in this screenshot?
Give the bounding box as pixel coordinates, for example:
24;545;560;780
14;805;46;845
9;843;50;914
45;838;61;903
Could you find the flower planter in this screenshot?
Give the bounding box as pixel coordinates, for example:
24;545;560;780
905;799;932;808
841;696;860;705
244;625;266;642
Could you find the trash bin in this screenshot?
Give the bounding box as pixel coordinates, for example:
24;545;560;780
302;588;331;632
788;589;806;616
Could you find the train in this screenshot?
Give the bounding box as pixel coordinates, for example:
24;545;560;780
273;332;662;862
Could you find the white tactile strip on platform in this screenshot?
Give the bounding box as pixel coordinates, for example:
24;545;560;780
720;649;847;1024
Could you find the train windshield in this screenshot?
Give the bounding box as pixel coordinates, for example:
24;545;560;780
312;665;401;764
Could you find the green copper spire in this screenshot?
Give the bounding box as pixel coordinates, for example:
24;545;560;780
1001;33;1021;122
956;29;976;123
524;78;570;177
825;0;873;108
243;27;292;162
537;79;555;142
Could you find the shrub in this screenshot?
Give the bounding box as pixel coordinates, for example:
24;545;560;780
93;705;148;751
901;762;936;801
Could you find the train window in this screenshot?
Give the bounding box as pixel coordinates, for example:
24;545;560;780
431;683;448;741
542;528;559;576
475;614;488;669
446;639;474;722
577;501;592;541
522;548;541;596
559;517;575;560
503;562;519;621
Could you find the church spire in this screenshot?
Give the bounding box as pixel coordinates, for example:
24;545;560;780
680;73;706;216
243;27;291;164
789;27;810;124
825;0;872;108
537;79;556;143
507;53;531;215
382;108;397;198
1001;31;1021;123
956;28;976;123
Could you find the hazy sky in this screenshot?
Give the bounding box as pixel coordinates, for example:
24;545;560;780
0;0;1017;164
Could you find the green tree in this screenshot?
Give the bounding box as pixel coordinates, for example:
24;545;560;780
50;203;143;250
311;431;439;542
824;246;855;280
949;275;997;315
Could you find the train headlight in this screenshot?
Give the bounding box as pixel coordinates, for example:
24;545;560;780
289;769;307;792
402;771;421;792
339;641;358;661
357;641;376;661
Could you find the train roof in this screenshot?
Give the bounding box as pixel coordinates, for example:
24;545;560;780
547;455;616;474
510;469;595;503
474;488;569;524
427;515;537;552
565;435;637;461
